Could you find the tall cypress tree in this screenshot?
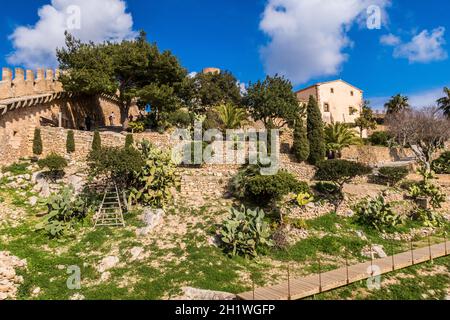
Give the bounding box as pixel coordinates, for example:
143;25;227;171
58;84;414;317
306;95;325;165
66;130;75;153
92;130;101;152
32;128;43;156
292;116;310;162
125;134;134;149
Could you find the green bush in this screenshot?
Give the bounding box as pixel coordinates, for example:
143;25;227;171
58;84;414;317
35;187;87;238
33;128;43;156
128;140;181;208
219;206;273;258
354;196;403;231
378;166;409;186
1;162;30;175
410;209;444;228
313;181;340;195
38;153;68;181
432;151;450;174
409;181;446;209
292;117;310;162
88;146;144;187
125;134;134;149
231;166;310;205
66;130;75;154
167;110;192;128
92;130;101;152
315;160;372;190
128;121;146;133
369;131;391;147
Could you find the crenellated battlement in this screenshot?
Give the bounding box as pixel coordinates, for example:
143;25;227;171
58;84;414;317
0;67;63;101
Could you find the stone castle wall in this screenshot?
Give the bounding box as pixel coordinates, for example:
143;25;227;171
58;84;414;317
0;67;63;100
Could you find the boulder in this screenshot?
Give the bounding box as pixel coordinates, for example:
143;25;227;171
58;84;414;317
129;247;144;261
28;196;38;207
173;287;236;300
67;175;85;195
96;256;119;273
136;208;165;236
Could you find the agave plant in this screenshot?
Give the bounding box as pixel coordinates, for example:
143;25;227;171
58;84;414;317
216;103;247;129
324;122;360;159
219;206;273;258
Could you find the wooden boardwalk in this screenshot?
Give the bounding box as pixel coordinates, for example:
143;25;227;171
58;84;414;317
238;241;450;300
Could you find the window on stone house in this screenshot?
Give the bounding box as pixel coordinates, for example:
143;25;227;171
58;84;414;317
330;88;334;94
349;106;357;115
350;91;354;96
324;103;330;112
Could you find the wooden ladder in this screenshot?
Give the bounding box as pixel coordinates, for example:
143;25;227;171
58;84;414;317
94;183;125;227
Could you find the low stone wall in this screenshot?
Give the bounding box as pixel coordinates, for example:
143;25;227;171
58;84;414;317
341;145;415;166
37;127;125;161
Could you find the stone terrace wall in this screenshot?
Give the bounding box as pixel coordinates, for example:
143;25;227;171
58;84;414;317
341;145;415;165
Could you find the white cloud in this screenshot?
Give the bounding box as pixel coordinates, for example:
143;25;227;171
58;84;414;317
259;0;390;85
7;0;136;68
380;33;401;46
369;86;449;110
392;27;448;63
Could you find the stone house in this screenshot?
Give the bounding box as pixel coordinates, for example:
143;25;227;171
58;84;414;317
296;79;364;125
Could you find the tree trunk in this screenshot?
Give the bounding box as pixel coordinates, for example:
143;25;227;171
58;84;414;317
120;102;131;130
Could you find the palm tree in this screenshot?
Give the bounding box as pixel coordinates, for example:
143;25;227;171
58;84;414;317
216;103;247;129
437;87;450;119
324;123;360;159
384;94;410;114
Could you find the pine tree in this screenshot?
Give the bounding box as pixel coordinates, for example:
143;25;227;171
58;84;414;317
125;134;134;149
306;95;325;165
92;130;101;152
292;116;309;162
32;128;43;156
66;130;75;153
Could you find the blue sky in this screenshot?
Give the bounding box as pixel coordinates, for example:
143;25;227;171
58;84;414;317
1;0;449;109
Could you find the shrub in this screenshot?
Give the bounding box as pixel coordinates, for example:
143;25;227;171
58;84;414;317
432;151;450;174
125;134;134;149
128;140;181;208
231;166;310;206
409;181;445;209
292;117;309;162
66;130;75;154
167;110;192;128
87;146;144;188
219;206;273;258
92;130;101;152
354;196;403;231
128;121;146;133
378;166;409;186
369;131;391;147
315;160;372;190
1;162;30;175
410;209;444;228
314;181;340;195
38;153;68;181
315;160;372;209
33;128;43;156
35;187;87;238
